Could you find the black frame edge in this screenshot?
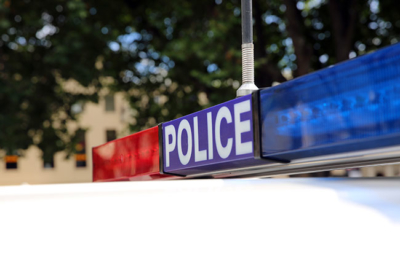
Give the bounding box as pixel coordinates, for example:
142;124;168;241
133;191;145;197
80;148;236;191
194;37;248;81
252;90;262;159
157;123;164;174
251;90;290;164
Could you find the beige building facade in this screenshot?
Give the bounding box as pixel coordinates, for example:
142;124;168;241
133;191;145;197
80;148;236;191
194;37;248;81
0;93;131;186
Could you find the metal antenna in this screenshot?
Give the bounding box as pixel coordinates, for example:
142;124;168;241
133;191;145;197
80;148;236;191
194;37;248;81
237;0;258;97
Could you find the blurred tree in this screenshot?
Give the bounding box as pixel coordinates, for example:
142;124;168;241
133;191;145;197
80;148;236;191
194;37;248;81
0;0;133;159
0;0;399;158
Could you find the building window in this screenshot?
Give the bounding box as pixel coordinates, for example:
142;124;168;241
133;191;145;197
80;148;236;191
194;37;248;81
5;155;18;169
75;129;87;168
105;94;115;112
43;157;55;169
75;154;87;167
106;130;117;142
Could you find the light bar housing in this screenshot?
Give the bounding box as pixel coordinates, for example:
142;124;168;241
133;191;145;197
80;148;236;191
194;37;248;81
260;43;400;162
160;94;278;176
92;127;170;182
93;44;400;181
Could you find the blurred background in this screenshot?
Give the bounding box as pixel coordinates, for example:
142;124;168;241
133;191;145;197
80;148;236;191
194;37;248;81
1;0;399;185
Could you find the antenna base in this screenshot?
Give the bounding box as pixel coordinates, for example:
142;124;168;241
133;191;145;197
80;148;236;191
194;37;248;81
237;82;259;97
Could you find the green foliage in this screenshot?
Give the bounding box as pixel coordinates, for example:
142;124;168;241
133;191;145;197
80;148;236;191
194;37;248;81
0;0;132;156
1;0;400;158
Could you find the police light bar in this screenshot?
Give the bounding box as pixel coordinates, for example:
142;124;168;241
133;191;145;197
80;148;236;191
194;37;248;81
92;127;171;182
260;43;400;162
93;43;400;181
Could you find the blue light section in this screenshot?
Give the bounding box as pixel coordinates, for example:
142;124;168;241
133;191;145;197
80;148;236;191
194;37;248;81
260;44;400;161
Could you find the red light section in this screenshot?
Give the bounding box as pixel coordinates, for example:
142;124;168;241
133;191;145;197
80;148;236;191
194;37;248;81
92;126;170;182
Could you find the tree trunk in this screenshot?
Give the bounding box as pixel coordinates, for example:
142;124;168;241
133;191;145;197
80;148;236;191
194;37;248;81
253;0;286;87
328;0;358;62
283;0;313;77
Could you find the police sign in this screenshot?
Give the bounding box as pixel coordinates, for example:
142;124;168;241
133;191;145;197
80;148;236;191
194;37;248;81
161;94;262;175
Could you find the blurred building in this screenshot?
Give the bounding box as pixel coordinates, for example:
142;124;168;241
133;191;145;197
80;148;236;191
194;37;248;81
332;165;400;177
361;165;400;177
0;92;132;186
